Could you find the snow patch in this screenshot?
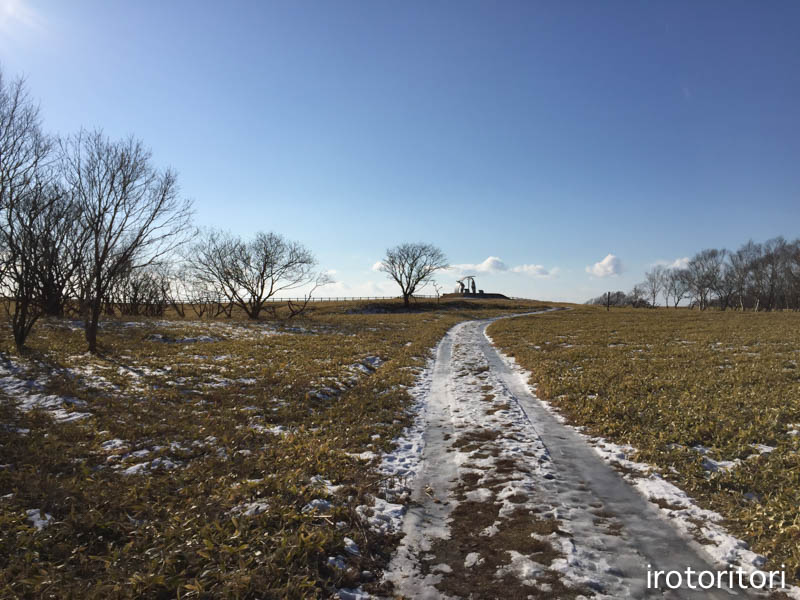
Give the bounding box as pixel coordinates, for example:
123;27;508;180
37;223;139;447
335;588;371;600
302;498;332;514
491;338;792;591
464;552;484;568
26;508;54;530
232;501;269;517
100;438;128;451
496;550;545;586
355;351;436;538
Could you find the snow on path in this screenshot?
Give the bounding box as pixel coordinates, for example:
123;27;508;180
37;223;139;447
381;312;780;599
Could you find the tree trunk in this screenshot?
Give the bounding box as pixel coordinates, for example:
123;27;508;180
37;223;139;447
169;300;185;318
86;278;103;353
42;285;65;317
13;298;30;349
403;294;410;308
86;301;101;353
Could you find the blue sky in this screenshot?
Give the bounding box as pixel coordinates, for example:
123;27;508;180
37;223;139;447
2;1;799;302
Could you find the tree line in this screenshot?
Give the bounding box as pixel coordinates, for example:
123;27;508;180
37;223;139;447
0;70;329;352
587;238;800;310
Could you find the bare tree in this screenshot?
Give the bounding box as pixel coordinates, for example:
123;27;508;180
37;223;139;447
787;240;800;311
729;241;759;310
0;71;56;347
712;263;737;310
287;271;334;319
629;284;647;307
1;181;64;347
157;263;192;318
664;268;690;308
585;290;633;307
174;249;231;318
29;183;88;317
432;281;443;304
187;276;230;319
643;265;665;308
379;243;448;308
62;130;193;352
113;264;170;317
589;239;800;311
0;71;50;214
685;249;725;310
760;237;787;311
189;230;321;319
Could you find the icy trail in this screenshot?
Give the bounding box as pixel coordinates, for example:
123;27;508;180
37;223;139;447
382;312;772;599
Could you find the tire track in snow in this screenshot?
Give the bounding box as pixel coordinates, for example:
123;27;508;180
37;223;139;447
383;312;766;599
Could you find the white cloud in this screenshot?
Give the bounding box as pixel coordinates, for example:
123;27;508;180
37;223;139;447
450;256;558;279
450;256;507;275
652;257;689;270
586;254;622;278
510;264;559;279
371;261;384;272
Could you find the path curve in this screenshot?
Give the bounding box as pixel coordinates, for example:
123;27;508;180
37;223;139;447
383;311;761;599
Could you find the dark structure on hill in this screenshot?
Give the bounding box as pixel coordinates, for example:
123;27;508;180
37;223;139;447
442;292;509;299
443;276;509;300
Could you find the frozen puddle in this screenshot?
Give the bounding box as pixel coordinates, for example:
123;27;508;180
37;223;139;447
380;313;783;599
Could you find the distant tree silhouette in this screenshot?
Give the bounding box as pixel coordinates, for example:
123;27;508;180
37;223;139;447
379;243;448;308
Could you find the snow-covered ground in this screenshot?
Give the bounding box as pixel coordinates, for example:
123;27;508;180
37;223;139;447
491;341;798;596
364;312;796;599
0;356;90;424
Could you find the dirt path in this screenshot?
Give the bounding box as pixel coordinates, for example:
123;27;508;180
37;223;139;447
382;313;762;599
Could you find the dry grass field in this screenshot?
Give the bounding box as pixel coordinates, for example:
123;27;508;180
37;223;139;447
0;299;547;599
489;307;800;584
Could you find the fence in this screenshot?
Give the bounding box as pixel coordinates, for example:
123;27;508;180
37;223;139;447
266;295;437;302
265;295;532;303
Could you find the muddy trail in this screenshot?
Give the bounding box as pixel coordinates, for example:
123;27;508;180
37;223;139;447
381;312;767;599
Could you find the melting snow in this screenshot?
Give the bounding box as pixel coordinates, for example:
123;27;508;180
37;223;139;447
464;552;484;568
26;508;54;530
750;443;775;455
1;356;91;423
232;501;269;517
343;537;360;556
335;588;370;600
494;340;791;589
497;551;545;586
100;439;128;451
310;475;342;495
119;456;182;476
347;451;377;462
302;499;332;514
